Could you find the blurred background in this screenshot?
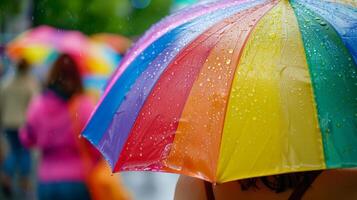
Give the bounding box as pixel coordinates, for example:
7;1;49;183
0;0;198;75
0;0;198;200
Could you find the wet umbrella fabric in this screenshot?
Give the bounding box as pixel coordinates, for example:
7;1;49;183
83;0;357;183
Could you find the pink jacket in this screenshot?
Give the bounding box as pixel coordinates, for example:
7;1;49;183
20;91;96;183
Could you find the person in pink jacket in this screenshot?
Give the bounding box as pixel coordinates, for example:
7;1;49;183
20;54;97;200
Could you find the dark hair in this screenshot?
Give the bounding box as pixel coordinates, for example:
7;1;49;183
17;59;31;74
46;54;83;100
239;171;322;200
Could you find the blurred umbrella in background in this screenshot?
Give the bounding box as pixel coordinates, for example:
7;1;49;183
82;0;357;184
91;33;132;55
6;25;123;96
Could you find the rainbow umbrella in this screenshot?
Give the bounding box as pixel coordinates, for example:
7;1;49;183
6;26;121;93
7;26;87;65
83;0;357;183
91;33;132;55
172;0;199;11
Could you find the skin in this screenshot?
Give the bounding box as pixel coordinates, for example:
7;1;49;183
175;169;357;200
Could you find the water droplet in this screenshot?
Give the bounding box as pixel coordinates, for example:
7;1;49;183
319;21;327;26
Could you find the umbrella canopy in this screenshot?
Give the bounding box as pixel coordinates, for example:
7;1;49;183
172;0;199;11
83;0;357;183
91;33;132;55
6;26;122;93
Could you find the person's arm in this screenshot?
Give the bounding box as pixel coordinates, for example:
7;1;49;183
19;97;39;148
0;87;3;163
29;76;40;97
174;175;208;200
19;123;37;148
0;86;4;130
